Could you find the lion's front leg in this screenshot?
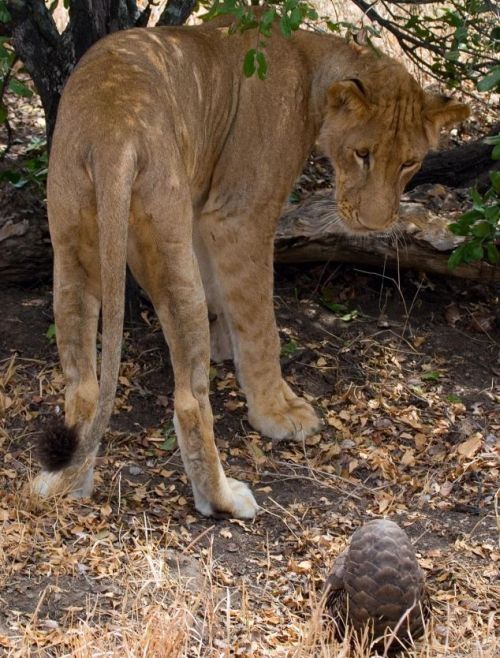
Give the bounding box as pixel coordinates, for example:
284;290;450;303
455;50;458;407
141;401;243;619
198;211;320;442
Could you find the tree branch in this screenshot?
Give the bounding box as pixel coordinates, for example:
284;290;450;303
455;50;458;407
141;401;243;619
350;0;445;56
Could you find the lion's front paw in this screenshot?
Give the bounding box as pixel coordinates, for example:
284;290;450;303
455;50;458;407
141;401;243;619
248;384;320;441
193;477;259;520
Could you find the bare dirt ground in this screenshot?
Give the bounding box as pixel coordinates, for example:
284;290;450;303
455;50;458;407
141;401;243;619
0;261;498;656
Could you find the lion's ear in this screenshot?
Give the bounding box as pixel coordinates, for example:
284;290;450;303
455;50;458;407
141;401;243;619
328;78;370;117
423;94;470;146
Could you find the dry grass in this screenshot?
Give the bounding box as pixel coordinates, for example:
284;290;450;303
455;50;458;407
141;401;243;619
1;497;497;658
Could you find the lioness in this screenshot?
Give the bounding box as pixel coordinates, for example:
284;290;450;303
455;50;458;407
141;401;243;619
34;17;468;519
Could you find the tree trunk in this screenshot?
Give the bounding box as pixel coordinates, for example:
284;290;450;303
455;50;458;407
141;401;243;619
6;0;73;146
5;0;196;146
5;0;140;146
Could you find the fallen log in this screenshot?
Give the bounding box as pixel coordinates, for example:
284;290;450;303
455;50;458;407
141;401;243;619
275;190;499;282
0;186;52;285
1;184;498;284
408;124;500;192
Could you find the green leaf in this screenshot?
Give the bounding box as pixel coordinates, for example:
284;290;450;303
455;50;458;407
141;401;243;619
489;170;500;193
471;221;494;238
484;204;499;223
280;14;292;39
0;3;11;22
259;7;276;36
321;299;348;314
243;48;256;78
491;143;500;160
0;169;27;187
290;6;302;31
448;210;482;235
484;134;500;146
477;66;500;92
405;15;419;29
453;25;468;43
255;50;267;80
160;424;177;452
261;7;276;27
421;370;441;382
448;222;464;235
470;187;483;208
463;241;484;263
46;324;56;342
448;243;467;269
281;339;299;358
0;43;13;62
486;242;499;264
326;20;340;33
0;104;7;124
9;79;33;98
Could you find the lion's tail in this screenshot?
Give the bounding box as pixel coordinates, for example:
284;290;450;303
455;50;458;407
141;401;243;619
88;147;136;449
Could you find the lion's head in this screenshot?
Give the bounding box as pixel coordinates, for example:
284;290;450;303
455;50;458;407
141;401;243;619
320;56;469;234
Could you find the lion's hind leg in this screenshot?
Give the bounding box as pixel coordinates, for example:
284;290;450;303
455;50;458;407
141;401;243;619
32;205;101;499
127;189;258;520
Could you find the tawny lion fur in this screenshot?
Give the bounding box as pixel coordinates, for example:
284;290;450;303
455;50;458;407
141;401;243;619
33;16;468;518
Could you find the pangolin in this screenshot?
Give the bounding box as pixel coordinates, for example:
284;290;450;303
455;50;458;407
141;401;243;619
324;519;430;652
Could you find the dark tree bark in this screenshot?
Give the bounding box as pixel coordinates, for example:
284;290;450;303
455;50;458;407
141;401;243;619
4;0;196;146
408;124;500;193
158;0;197;26
6;0;72;147
0;185;51;284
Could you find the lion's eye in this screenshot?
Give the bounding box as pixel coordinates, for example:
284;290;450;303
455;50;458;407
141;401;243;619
355;149;369;160
401;160;418;169
355;149;370;166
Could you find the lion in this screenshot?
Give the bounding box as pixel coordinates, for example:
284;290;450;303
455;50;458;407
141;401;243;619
32;17;468;519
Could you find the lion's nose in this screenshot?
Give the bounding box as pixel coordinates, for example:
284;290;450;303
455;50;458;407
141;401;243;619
357;212;398;231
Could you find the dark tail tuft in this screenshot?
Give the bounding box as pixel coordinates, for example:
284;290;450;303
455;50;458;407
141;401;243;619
37;421;79;471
